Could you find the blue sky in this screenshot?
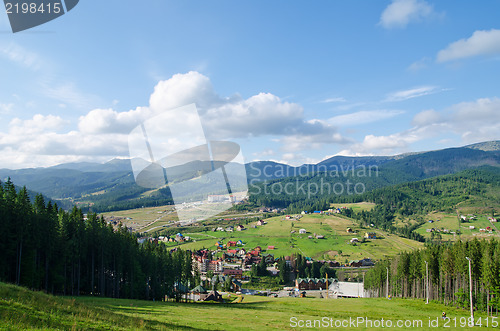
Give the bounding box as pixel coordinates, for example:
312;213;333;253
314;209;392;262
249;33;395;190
0;0;499;168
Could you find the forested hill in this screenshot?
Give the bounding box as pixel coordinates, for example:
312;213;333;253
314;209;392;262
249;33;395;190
0;179;193;301
0;141;498;212
364;238;500;314
348;166;500;215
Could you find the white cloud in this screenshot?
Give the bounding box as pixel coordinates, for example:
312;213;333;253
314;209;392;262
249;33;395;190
385;86;439;102
0;71;349;168
340;97;500;156
437;29;500;62
271;153;321;167
149;71;222;112
321;97;346;103
411;109;441;127
9;114;68;135
40;81;98;109
329;109;404;126
379;0;435;29
0;103;14;114
408;57;431;71
78;107;150;134
0;42;42;70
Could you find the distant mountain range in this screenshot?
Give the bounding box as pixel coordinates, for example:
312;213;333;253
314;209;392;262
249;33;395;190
0;140;498;212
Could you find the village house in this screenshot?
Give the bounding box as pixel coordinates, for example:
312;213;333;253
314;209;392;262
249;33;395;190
295;278;335;290
257;220;266;226
350;238;359;244
243;256;261;267
299;229;307;234
364;232;376;239
192;250;223;274
236;225;245;231
175;233;184;242
261;253;275;264
346;228;353;233
223;269;243;279
227;241;237;247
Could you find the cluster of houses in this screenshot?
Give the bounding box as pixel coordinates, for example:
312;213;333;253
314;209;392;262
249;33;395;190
460;214;478;221
259;207;285;213
192;243;278;276
158;233;191;243
296;278;335;290
479;227;494;233
426;228;453;234
349;232;377;244
489;217;498;222
213;225;246;232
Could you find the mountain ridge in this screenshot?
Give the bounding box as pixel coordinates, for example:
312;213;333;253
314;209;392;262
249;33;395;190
0;140;498;212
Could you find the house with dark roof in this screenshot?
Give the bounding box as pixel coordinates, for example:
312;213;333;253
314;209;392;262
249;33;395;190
295;278;335;290
203;290;223;302
223;269;243;279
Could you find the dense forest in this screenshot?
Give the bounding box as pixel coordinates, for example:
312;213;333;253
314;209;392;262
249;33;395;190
257;167;499;243
365;239;500;315
0;179;194;301
251;166;499;214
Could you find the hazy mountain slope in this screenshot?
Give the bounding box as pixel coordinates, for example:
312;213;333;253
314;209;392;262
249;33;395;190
0;141;498;212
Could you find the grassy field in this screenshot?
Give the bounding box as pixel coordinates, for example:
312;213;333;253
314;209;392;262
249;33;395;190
331;202;376;212
414;211;500;241
101;206;178;232
166;211;423;261
101;206;264;233
0;282;489;330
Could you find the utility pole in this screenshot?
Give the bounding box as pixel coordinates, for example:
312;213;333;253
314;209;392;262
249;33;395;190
466;257;474;324
425;261;429;304
326;273;328;299
386;267;389;298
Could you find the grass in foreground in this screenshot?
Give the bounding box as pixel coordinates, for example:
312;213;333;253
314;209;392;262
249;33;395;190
1;282;491;330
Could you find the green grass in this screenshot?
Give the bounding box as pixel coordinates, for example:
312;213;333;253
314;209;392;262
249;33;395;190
0;282;490;330
415;211;500;241
331;202;376;212
165;214;423;261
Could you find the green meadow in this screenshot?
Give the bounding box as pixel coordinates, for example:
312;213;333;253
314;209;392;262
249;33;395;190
0;282;489;330
414;211;500;241
166;209;423;261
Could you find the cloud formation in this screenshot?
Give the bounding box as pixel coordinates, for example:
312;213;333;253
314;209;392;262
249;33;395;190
437;29;500;62
339;97;500;155
329;109;404;126
0;71;347;168
385;86;439;102
379;0;435;29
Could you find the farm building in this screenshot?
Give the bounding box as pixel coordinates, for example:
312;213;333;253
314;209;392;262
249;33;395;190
364;232;376;239
296;278;335;290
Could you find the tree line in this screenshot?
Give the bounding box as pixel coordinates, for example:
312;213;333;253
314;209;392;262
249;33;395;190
365;239;500;315
0;179;195;301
